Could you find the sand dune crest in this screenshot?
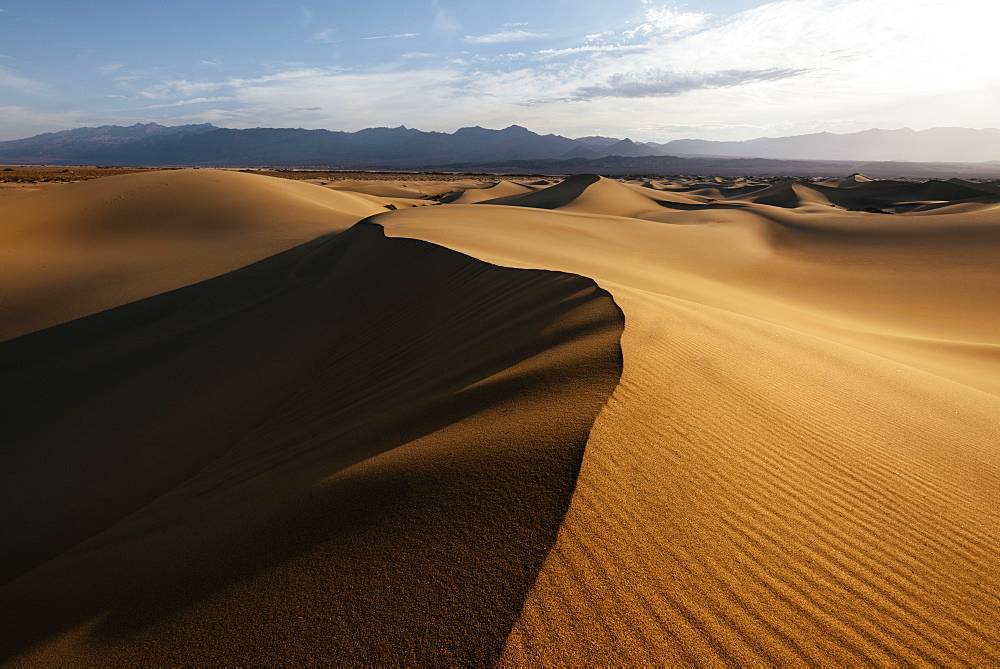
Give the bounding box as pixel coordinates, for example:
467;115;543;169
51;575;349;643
0;218;623;664
0;169;386;341
3;168;999;664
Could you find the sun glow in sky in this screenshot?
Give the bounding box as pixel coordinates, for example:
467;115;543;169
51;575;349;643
0;0;997;141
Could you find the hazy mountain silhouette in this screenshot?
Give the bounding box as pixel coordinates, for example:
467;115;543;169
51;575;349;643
657;127;1000;162
1;124;583;167
0;123;216;162
2;123;999;169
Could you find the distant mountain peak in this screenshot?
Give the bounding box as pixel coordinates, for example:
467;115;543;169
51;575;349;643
2;122;998;168
599;137;661;158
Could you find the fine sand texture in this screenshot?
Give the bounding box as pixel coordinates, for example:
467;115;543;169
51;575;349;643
2;169;999;664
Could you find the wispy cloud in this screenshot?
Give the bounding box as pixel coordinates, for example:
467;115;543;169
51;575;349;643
133;96;234;110
12;0;995;144
0;106;83;140
0;66;50;93
310;29;339;43
432;0;459;31
96;63;124;76
572;68;811;100
138;68;333;99
536;44;650;58
363;33;418;40
464;30;549;44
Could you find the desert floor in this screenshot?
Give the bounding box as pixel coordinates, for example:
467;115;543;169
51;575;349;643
1;168;998;664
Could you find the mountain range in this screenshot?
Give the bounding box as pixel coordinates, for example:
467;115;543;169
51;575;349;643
2;123;999;171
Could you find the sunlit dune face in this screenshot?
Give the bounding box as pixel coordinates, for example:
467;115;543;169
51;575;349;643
3;169;1000;664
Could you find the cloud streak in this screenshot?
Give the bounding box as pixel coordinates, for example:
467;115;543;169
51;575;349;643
464;30;549;44
536;44;650;58
572;68;812;100
0;66;50;94
364;33;418;40
310;29;339;43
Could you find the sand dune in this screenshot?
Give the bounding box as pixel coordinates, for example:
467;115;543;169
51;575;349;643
727;181;837;209
380;175;1000;664
2;169;999;664
0;169;386;341
492;173;707;216
447;179;535;204
0;205;622;664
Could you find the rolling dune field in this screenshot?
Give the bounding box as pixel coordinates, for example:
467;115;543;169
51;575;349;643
1;169;998;664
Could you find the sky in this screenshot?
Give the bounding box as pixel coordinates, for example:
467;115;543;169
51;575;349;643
1;0;998;142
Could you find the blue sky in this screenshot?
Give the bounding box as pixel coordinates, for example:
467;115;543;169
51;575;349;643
1;0;997;141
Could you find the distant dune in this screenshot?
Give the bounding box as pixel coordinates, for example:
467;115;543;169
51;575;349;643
1;169;998;664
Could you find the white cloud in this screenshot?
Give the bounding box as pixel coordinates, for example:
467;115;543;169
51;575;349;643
96;63;124;76
0;106;83;140
310;29;339;43
27;0;995;143
624;6;709;39
363;33;418;40
536;44;650;58
432;0;459;31
133;96;234;110
513;0;1000;136
572;68;810;100
137;68;333;100
464;30;549;44
0;66;49;93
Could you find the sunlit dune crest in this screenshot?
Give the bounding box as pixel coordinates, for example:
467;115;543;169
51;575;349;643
1;169;999;664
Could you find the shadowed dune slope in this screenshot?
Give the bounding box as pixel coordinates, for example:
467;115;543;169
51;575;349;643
324;180;430;198
491;174;706;216
834;173;875;187
4;170;1000;664
785;178;1000;211
728;181;836;209
0;169;386;341
478;173;601;209
452;180;535;204
0;221;624;664
379;193;1000;664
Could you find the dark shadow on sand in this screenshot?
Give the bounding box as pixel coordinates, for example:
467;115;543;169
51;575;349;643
0;220;624;664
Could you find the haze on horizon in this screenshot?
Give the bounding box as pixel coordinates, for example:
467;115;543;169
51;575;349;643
0;0;997;145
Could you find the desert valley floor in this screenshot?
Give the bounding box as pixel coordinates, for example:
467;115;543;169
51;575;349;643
1;168;999;664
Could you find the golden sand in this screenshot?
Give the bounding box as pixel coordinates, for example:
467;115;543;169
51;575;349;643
1;169;998;664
